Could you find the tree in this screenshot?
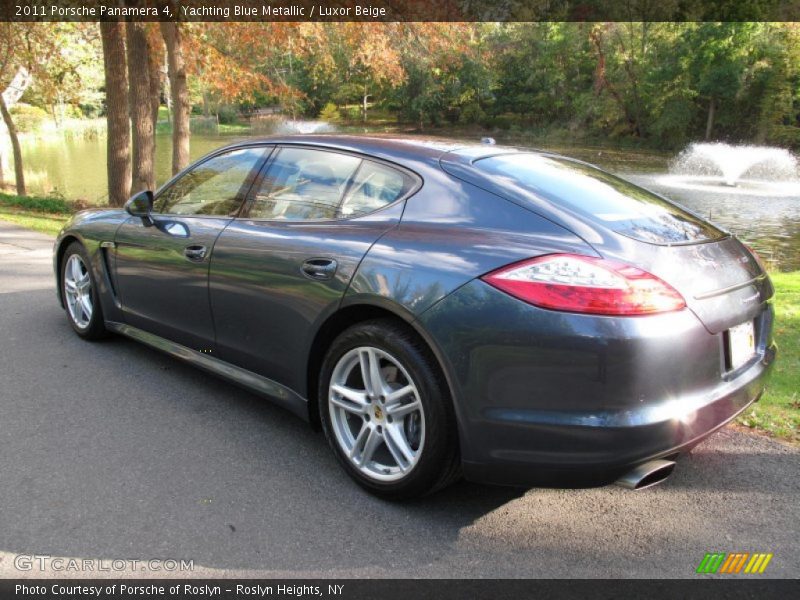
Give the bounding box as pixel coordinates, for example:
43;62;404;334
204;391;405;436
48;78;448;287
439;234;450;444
0;23;54;195
147;25;163;138
392;24;479;128
126;22;157;193
25;23;103;126
100;22;131;207
0;77;26;195
186;23;296;115
335;23;405;122
684;24;753;140
161;21;190;175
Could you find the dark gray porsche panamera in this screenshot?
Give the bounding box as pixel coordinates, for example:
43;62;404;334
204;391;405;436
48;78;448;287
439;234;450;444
54;135;776;498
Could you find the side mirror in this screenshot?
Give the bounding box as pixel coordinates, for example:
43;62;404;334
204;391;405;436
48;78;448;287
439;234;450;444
124;190;154;225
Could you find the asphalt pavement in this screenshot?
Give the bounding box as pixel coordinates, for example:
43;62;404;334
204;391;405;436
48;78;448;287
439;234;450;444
0;220;798;578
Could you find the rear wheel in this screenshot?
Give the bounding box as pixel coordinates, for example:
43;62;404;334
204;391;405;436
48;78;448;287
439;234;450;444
61;242;107;340
319;319;460;499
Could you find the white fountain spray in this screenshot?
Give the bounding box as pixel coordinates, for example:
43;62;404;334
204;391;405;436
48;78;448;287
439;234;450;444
277;119;336;134
651;142;800;198
672;142;798;186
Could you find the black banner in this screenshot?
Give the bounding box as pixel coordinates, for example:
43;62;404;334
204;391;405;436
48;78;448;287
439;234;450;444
2;579;800;600
3;0;800;22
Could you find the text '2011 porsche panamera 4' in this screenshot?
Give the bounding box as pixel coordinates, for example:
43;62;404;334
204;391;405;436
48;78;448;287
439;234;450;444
53;135;776;498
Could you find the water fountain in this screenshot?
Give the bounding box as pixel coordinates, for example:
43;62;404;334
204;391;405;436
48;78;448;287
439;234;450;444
247;116;338;136
275;119;336;134
623;142;800;270
661;142;799;194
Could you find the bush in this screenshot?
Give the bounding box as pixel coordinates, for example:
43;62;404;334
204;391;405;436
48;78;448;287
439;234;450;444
9;103;49;132
216;104;240;125
318;102;342;123
0;192;73;214
78;102;103;119
343;106;362;122
190;116;219;133
485;114;516;130
767;125;800;149
458;102;487;126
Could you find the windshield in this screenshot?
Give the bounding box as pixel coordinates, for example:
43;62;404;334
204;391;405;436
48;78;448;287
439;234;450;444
475;153;725;244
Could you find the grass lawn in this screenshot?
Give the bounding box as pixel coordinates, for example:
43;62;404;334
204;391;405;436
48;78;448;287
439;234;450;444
1;193;797;444
737;271;800;443
0;192;72;236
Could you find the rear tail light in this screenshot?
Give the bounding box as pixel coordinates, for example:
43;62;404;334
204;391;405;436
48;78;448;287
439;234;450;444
481;254;686;316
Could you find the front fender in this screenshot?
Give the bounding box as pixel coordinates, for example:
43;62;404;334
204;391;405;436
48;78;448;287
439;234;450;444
53;209;128;321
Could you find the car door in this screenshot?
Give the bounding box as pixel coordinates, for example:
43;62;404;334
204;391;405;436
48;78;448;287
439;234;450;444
113;146;269;351
209;146;419;393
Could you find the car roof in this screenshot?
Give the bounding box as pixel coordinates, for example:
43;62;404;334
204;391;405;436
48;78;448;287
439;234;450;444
221;133;536;167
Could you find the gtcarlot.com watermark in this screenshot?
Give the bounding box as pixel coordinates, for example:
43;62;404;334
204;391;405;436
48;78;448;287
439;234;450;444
14;554;194;573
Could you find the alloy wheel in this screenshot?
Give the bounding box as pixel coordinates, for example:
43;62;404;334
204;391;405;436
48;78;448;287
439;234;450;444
64;254;93;329
328;346;425;482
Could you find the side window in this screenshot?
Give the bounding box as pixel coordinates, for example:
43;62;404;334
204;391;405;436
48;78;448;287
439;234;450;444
156;147;266;216
248;148;361;220
339;160;415;218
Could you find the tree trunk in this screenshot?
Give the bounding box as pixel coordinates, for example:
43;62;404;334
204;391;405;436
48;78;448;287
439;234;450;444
126;22;156;193
161;21;190;175
100;22;132;207
0;92;26;196
202;90;210;117
163;51;172;126
705;96;716;140
148;30;161;132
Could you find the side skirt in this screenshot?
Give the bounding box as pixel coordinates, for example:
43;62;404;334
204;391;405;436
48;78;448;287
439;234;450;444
106;321;309;421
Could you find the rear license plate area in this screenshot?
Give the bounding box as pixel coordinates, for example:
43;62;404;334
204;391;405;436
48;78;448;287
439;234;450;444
725;320;756;371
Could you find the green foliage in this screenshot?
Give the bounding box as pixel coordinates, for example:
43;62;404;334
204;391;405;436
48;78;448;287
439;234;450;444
78;101;103;119
0;191;73;213
458;102;486;125
341;106;362;122
215;104;240;125
737;270;800;444
318;102;342;123
8;103;49;132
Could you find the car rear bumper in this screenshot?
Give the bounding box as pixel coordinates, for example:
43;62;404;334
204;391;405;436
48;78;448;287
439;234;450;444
418;279;777;488
460;348;774;487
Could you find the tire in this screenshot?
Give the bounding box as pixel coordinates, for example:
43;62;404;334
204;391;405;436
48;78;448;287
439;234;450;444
319;319;460;499
61;241;108;340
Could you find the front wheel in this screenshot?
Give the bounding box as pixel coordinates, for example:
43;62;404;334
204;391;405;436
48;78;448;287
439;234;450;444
319;320;460;499
61;242;107;340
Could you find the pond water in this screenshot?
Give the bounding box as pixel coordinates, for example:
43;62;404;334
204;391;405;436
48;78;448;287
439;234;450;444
2;128;799;270
4;132;246;202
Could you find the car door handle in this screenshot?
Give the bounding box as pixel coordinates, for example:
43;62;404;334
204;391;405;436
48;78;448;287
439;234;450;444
184;245;207;261
301;258;337;280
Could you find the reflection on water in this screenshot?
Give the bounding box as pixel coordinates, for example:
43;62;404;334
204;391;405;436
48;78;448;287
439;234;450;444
3;130;799;270
7;132;250;203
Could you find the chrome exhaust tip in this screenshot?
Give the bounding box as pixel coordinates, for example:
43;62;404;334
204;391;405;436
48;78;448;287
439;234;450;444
615;459;676;490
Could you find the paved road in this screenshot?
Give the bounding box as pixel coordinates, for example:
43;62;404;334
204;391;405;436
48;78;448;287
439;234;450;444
0;220;798;579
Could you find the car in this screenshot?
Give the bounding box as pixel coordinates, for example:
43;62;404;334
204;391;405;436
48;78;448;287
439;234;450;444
53;135;776;499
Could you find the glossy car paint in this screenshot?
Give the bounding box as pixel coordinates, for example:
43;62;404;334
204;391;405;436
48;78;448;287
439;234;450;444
54;135;776;487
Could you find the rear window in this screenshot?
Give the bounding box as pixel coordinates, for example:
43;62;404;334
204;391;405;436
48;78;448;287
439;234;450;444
475;153;724;244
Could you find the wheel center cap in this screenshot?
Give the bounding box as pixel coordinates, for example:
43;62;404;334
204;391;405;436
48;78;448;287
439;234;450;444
373;405;383;420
